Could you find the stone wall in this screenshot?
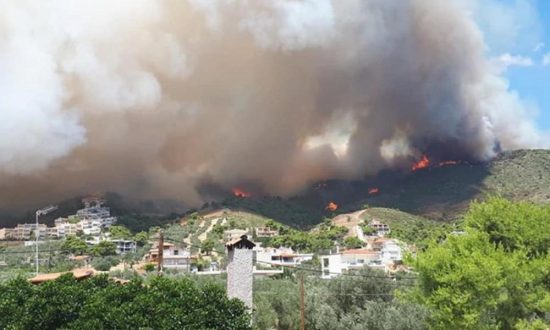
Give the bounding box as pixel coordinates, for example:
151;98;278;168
226;247;253;310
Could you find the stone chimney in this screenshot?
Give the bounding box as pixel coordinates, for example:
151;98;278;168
226;235;255;310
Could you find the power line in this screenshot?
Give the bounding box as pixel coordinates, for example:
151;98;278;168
255;260;416;285
0;249;63;255
255;292;397;297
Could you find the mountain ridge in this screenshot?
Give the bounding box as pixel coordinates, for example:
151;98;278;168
1;149;549;230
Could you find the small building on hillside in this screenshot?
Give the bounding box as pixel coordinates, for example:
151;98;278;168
0;228;13;240
29;269;94;285
55;222;82;238
320;239;403;279
255;227;279;238
82;196;105;209
145;242;194;270
368;219;391;237
255;247;313;267
380;240;402;264
111;239;137;254
11;224;47;240
371;237;392;251
45;227;58;239
80;219;103;236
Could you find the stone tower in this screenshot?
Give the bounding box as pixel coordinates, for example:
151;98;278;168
226;235;256;310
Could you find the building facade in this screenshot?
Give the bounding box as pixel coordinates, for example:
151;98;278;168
255;247;313;267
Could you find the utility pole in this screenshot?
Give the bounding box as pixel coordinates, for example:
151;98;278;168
47;242;52;272
157;230;164;274
35;212;39;275
300;273;305;330
35;205;57;276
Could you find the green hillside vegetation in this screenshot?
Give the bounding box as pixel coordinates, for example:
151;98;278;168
484;150;550;203
220;150;550;228
359;149;550;220
361;208;456;246
221;196;327;229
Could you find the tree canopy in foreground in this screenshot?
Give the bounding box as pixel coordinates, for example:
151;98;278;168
0;275;251;330
409;197;550;330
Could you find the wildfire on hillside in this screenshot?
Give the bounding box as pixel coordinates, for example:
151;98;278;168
326;202;338;212
368;187;380;195
411;155;430;171
232;188;251;198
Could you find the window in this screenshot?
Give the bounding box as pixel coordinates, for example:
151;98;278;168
174;250;179;255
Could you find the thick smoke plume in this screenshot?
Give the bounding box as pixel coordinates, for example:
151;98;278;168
0;0;547;210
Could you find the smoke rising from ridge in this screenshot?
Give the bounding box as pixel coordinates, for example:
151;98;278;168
0;0;547;210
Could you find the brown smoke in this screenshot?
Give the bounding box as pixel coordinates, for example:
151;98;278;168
0;0;547;211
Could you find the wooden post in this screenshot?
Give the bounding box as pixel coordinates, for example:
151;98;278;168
157;230;164;274
300;274;305;330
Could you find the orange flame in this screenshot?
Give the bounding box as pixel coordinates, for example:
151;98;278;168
411;155;430;171
232;188;251;198
326;202;338;212
368;187;380;195
439;160;458;166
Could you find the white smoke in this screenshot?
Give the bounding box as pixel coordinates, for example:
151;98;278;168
0;0;547;210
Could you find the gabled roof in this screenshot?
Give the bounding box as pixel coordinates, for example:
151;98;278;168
226;235;255;250
342;248;380;255
373;237;392;243
29;269;94;284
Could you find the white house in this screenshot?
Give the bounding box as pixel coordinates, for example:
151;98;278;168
368;219;391;237
77;206;111;220
255;247;313;268
81;219;103;236
56;222;82;238
145;242;194;270
111;239;137;254
380;240;402;264
255;227;279;238
320;239;403;278
11;224;47;240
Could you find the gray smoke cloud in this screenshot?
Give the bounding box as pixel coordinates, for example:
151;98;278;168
0;0;547;211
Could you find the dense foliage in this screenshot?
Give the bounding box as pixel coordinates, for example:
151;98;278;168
361;208;454;248
91;256;120;271
61;236;88;255
264;220;347;253
254;268;426;330
0;275;251;329
109;225;133;239
222;196;326;228
409;197;550;329
91;240;117;256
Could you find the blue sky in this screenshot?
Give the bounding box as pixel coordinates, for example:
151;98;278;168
480;0;550;130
